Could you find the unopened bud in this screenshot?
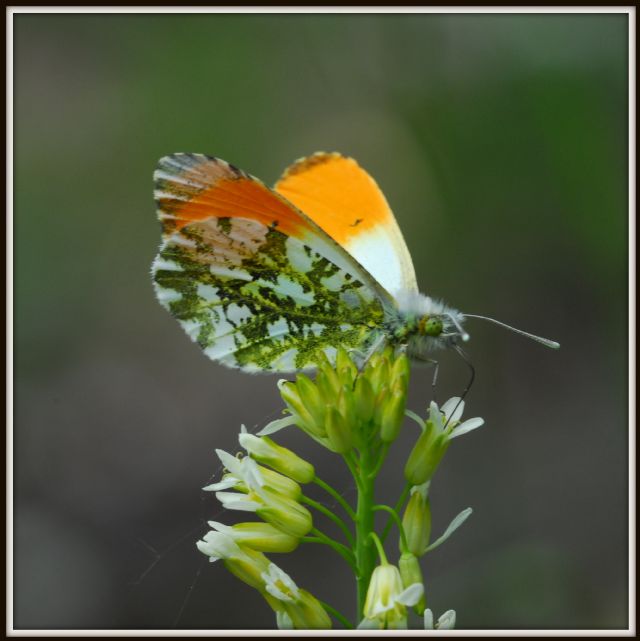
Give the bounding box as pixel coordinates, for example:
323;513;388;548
335;347;358;382
368;357;390;395
278;380;321;438
258;465;302;500
207;521;299;553
240;432;315;484
337;384;357;428
404;422;450;486
399;552;426;615
256;487;313;538
196;531;270;590
354;376;376;426
380;389;407;443
325;405;353;453
295;374;326;428
391;352;410;386
402;483;432;556
285;588;332;629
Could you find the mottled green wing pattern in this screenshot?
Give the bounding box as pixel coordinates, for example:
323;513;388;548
153;218;385;371
151;154;387;372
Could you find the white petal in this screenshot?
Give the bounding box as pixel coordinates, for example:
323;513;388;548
429;401;443;432
424;608;434;629
207;520;232;533
395;582;424;607
257;416;296;436
388;616;408;630
437;609;457;630
243;456;265;489
265;582;294;603
278;570;299;595
405;409;426;432
449;417;484;439
196;539;221;560
440;397;459;417
202;477;238;491
215;449;242;476
410;481;430;499
357;617;380;629
196;531;241;560
215;491;259;512
442;396;464;423
276;611;294;629
425;507;473;552
371;601;394;617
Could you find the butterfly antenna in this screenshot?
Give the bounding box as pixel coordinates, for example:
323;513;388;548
446;313;470;342
462;314;560;349
442;345;476;432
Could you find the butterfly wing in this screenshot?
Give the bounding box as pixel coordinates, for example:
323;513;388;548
274;152;418;296
152;153;389;372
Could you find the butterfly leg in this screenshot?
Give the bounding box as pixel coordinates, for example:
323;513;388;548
407;353;440;403
425;358;440;405
440;345;476;431
349;334;388;373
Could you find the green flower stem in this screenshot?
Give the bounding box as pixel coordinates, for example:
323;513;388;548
381;482;411;543
368;531;388;564
367;443;389;480
313;475;357;521
301;495;354;546
319;600;354;629
343;453;363;491
302;528;356;569
354;448;377;621
373;504;408;553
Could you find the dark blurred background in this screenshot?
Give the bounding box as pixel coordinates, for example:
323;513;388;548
13;12;629;630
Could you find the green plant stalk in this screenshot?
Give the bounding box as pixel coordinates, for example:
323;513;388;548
373;504;408;552
354;449;377;620
313;476;356;521
319;600;353;629
301;495;354;546
303;529;356;569
381;482;411;543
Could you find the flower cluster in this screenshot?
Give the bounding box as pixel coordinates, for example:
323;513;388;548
197;347;485;629
277;347;410;452
197;429;330;628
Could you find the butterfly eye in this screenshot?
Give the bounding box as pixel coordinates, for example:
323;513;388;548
419;316;443;337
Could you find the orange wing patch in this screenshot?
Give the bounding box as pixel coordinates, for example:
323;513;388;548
155;154;309;239
274;153;395;246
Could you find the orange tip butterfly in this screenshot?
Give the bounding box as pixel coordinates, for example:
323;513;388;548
151;152;559;372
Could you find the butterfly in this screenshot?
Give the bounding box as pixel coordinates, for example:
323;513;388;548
151;152;558;373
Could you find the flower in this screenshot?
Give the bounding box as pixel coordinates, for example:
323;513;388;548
204;521;299;553
239;427;315;484
262;563;332;629
215;486;312;538
402;482;432;557
277;347;410;451
398;552;426;615
436;397;485;440
405;397;484;485
205;448;265;492
424;608;456;630
203;448;302;499
358;563;424;629
204;447;312;537
196;530;270;590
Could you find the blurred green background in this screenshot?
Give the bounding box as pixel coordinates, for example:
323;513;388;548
14;12;629;630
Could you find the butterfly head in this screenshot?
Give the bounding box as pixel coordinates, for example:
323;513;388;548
390;291;470;355
417;315;444;337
